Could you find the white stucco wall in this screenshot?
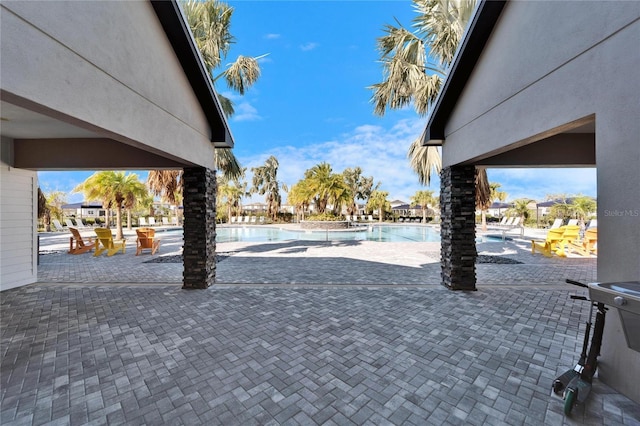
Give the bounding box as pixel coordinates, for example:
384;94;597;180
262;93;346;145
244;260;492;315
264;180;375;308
1;0;216;167
439;1;640;402
0;138;38;291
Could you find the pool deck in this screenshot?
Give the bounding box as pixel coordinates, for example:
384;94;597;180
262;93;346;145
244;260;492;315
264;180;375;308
2;224;639;425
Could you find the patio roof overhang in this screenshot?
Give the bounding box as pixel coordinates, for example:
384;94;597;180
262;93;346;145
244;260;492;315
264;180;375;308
151;0;233;148
421;0;506;146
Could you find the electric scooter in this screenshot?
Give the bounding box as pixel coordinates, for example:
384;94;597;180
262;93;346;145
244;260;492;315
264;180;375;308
552;279;607;415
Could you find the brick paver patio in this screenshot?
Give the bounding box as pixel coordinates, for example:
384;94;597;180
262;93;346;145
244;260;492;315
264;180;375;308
1;227;638;425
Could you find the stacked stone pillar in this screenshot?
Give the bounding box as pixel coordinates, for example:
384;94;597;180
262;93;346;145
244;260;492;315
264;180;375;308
182;167;217;289
440;165;477;290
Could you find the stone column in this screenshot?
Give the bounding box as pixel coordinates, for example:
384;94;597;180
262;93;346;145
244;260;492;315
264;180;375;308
182;167;217;289
440;165;477;290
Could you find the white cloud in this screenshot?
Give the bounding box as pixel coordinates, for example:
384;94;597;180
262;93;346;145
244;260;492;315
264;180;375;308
238;119;597;206
299;42;319;52
239;118;430;204
264;33;281;39
231;102;262;122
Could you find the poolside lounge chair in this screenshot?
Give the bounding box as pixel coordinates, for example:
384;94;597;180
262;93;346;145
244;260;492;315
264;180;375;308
368;215;374;222
139;217;148;226
554;225;581;256
244;216;250;223
587;219;597;229
567;219;579;226
502;217;515;227
94;228;126;256
497;216;509;226
568;228;598;256
532;225;580;257
251;216;257;223
231;216;237;223
259;216;265;224
162;217;170;226
171;217;179;226
148;217;157;226
67;227;95;255
51;219;66;232
135;227;160;256
549;218;563;229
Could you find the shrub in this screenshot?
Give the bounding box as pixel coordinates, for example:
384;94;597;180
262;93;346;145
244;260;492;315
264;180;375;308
306;213;343;221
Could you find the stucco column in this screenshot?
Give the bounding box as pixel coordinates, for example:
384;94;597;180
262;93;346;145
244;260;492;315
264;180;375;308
440;165;477;290
182;167;217;289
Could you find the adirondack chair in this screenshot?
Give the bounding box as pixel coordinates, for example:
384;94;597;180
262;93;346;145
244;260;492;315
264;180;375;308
67;227;95;255
568;228;598;256
136;227;160;255
94;228;126;256
531;226;569;257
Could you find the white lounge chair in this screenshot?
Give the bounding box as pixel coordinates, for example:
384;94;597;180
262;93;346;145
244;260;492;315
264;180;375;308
251;216;257;223
148;217;157;226
587;219;597;228
549;218;563;229
139;217;148;226
171;217;179;226
368;215;374;222
162;217;170;226
51;219;65;231
65;218;77;229
567;219;578;226
497;216;509;226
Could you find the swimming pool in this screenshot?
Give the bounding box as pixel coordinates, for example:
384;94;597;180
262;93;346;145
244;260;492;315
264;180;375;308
167;225;508;243
215;225;441;243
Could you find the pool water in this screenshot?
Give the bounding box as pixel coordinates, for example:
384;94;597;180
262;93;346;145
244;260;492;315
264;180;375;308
215;225;441;243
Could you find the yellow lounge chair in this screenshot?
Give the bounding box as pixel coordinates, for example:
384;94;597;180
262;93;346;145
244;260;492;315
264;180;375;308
532;227;566;257
68;227;95;255
553;225;581;257
531;225;581;257
94;228;126;256
136;227;160;256
568;228;598;256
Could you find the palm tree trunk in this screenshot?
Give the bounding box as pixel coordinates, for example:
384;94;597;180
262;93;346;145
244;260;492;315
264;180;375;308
126;209;132;231
115;206;123;240
423;208;427;224
481;210;487;231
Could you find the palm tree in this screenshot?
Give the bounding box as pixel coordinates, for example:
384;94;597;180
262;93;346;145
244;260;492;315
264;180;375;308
570;195;597;228
147;170;182;206
148;0;264;195
120;175;150;231
251;156;286;221
508;199;533;229
218;169;249;223
367;190;391;222
74;171;147;240
371;0;490;205
343;167;376;216
287;181;314;222
479;182;502;231
410;189;436;223
38;187;50;230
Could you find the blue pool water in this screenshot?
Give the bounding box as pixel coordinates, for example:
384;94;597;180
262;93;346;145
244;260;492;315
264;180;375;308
166;225;507;243
215;225;441;243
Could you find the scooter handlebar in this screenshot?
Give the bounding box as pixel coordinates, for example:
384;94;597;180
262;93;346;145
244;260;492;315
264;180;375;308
566;279;589;288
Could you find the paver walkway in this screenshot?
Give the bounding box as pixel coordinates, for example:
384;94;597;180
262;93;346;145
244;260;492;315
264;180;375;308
1;226;638;425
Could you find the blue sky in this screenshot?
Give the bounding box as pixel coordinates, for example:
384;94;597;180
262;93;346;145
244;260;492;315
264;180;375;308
38;0;596;205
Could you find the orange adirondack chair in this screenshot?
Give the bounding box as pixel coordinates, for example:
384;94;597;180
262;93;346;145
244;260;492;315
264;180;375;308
136;227;160;255
94;228;126;256
68;227;95;255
